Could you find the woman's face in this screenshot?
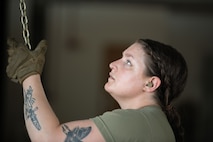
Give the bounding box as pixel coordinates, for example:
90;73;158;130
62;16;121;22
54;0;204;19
104;42;149;99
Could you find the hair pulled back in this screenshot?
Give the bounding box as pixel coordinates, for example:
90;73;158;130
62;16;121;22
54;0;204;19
137;39;188;142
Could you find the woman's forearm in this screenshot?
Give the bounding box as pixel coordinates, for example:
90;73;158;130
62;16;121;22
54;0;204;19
22;74;60;141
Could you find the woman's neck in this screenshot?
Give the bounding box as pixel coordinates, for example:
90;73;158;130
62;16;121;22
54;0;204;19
116;94;159;110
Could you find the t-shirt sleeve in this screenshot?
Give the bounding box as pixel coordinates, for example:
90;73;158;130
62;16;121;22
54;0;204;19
91;109;151;142
91;113;116;142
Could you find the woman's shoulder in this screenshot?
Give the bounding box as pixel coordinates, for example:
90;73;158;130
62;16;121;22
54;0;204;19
92;105;165;127
111;105;163;116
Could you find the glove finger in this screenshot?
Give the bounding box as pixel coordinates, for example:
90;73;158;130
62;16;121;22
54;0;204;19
7;38;27;55
7;38;18;48
33;40;47;56
11;78;19;83
7;47;15;56
6;65;17;80
8;56;13;63
7;38;18;56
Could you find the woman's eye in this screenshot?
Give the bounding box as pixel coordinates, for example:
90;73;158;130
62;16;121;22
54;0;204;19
126;60;132;66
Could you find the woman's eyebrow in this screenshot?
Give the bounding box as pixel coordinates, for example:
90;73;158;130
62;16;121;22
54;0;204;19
122;51;134;59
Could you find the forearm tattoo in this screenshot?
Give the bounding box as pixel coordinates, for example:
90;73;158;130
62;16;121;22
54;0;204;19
62;124;92;142
24;86;41;130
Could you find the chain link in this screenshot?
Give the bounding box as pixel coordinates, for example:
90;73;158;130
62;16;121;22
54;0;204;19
19;0;31;50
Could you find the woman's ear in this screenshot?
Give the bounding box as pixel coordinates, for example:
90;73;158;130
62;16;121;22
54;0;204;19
144;76;161;92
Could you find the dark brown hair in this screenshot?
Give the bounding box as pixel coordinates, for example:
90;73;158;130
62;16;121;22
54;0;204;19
137;39;188;142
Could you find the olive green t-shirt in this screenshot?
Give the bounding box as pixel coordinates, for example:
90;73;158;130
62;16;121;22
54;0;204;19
91;105;175;142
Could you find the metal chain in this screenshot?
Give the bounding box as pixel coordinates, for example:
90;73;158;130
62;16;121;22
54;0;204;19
19;0;32;50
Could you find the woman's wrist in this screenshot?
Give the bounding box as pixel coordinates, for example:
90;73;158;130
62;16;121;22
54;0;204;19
22;74;41;86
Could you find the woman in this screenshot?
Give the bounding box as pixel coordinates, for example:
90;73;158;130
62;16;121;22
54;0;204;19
6;38;188;142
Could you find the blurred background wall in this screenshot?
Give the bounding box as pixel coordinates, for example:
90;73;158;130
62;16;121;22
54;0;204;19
2;0;213;141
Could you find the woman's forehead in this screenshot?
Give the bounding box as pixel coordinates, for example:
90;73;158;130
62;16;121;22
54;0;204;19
123;42;144;56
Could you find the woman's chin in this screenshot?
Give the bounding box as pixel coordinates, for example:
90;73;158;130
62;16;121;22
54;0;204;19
104;82;112;93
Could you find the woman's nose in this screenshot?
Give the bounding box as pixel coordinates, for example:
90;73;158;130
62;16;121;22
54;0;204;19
109;59;118;70
109;61;114;70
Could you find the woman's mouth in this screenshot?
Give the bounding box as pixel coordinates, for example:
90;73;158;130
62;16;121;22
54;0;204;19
108;73;115;81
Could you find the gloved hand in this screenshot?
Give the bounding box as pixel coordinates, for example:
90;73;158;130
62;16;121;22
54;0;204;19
6;38;47;84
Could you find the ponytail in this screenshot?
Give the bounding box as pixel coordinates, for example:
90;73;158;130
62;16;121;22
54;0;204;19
164;105;184;142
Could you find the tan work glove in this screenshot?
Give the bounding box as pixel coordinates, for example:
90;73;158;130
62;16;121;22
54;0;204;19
6;38;47;84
